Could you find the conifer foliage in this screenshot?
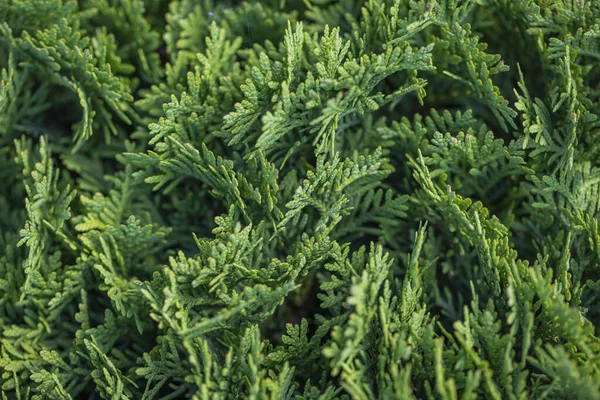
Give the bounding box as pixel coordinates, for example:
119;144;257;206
1;0;600;398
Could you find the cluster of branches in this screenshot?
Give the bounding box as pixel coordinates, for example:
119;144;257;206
1;0;600;399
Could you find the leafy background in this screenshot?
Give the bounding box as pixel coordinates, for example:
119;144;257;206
1;0;600;398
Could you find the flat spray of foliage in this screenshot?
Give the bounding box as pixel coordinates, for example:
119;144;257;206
1;0;600;398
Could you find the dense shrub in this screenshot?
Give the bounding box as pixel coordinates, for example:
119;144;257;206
1;0;600;398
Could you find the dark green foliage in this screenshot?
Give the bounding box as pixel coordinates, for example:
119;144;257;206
1;0;600;398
